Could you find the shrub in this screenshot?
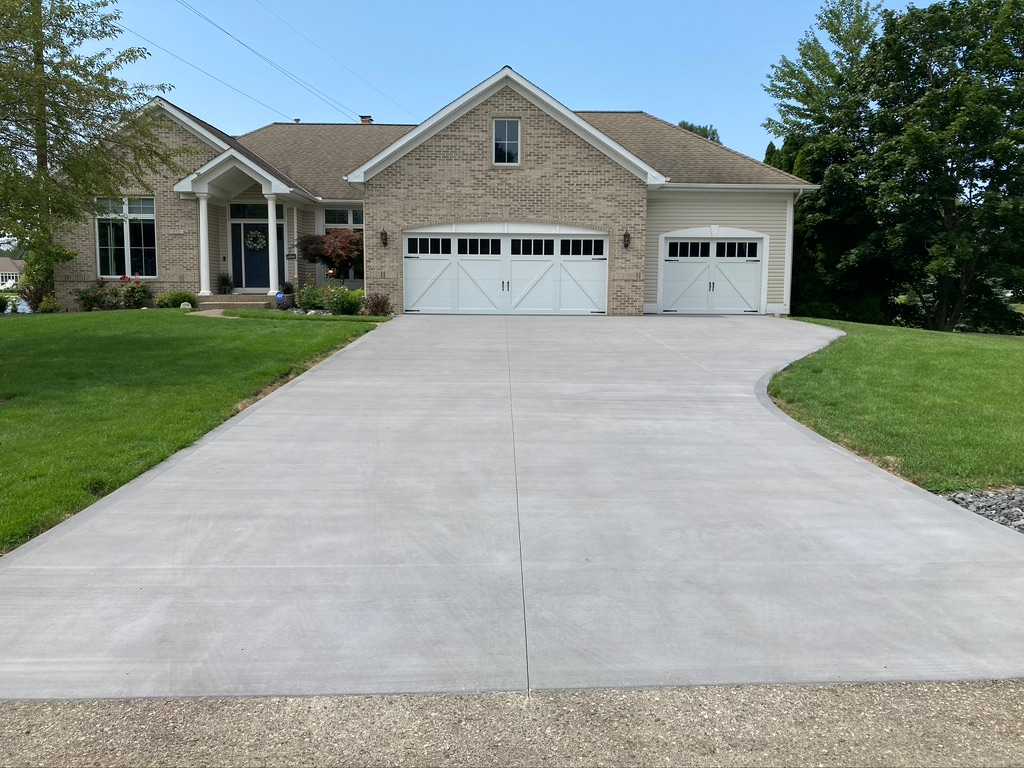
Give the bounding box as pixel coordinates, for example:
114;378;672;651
120;282;153;309
217;273;233;295
76;281;122;311
156;290;199;309
325;286;363;315
37;294;60;313
364;292;392;316
0;294;8;314
297;285;325;310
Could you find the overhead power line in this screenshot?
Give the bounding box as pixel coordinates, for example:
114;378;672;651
252;0;416;121
173;0;360;121
117;23;293;121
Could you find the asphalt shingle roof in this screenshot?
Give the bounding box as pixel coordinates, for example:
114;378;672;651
199;108;809;199
576;111;811;186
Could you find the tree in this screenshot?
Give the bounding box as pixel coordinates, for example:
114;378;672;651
763;0;889;322
298;230;365;278
0;0;176;306
677;120;721;143
864;0;1024;332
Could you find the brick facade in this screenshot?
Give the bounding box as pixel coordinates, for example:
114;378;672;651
54;113;219;309
363;86;648;315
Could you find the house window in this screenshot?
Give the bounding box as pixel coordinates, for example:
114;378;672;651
96;197;156;278
229;202;283;220
493;119;520;165
324;207;364;280
324;207;363;230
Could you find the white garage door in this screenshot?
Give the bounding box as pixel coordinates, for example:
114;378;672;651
661;238;764;314
404;233;608;314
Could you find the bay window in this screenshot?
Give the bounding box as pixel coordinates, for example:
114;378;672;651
96;197;157;278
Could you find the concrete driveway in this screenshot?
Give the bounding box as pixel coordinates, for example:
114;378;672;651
2;316;1024;699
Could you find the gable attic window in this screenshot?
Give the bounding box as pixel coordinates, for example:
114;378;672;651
493;118;520;165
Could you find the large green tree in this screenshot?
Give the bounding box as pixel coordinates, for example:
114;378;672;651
864;0;1024;331
0;0;175;306
763;0;888;322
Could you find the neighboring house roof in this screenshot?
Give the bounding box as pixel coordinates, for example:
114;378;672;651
345;67;669;186
577;111;812;187
237;123;415;200
0;256;25;274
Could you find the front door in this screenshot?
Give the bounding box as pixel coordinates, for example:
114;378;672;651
230;222;285;290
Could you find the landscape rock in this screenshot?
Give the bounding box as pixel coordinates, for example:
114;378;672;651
945;488;1024;534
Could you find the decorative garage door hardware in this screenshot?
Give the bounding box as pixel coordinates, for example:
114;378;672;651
403;232;608;315
662;239;764;314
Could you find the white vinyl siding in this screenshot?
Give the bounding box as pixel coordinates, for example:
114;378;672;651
645;192;790;307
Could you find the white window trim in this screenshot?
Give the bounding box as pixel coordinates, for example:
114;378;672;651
95;196;158;279
492;118;521;167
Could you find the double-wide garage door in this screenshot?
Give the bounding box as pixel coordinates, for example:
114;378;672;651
404;234;608;314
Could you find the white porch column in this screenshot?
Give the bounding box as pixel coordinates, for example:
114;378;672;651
197;193;211;296
265;193;279;296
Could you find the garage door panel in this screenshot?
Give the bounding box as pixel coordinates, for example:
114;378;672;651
662;261;710;313
457;258;506;313
510;258;557;313
712;261;761;313
404;258;456;313
559;259;607;314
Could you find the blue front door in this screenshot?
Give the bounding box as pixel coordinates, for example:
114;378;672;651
231;222;286;289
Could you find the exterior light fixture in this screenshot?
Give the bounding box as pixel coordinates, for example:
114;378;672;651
623;231;631;249
380;230;389;247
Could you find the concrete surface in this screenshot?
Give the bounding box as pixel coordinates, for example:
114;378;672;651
4;681;1024;767
1;316;1024;699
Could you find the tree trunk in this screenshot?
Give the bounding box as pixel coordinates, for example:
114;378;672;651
30;0;49;243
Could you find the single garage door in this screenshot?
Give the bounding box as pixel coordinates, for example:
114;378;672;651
660;238;764;314
404;233;608;314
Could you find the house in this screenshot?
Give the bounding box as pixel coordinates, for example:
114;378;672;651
55;67;816;315
0;255;24;291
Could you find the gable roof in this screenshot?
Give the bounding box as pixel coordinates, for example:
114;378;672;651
577;111;813;187
237;123;415;199
345;66;668;186
152;97;316;198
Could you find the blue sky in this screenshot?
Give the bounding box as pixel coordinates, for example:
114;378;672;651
113;0;886;160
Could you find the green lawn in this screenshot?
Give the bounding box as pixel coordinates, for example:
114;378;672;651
0;310;375;552
770;319;1024;492
223;308;390;323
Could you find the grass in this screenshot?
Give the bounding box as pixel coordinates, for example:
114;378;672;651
769;319;1024;492
223;308;390;323
0;309;375;552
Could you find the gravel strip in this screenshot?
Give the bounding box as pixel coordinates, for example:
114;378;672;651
947;487;1024;533
4;681;1024;767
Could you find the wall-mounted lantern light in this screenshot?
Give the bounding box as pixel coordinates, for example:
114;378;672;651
380;230;389;248
622;231;631;249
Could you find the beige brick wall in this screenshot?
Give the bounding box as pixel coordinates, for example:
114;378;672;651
363;86;647;315
295;207;317;289
54;113;219;309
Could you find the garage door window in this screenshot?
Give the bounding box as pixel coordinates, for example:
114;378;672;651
559;238;604;257
407;237;452;255
457;238;501;255
511;238;554;256
668;241;710;259
715;241;759;260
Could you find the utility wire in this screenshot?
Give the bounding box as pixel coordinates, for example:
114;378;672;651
252;0;416;121
117;23;293;121
173;0;360;120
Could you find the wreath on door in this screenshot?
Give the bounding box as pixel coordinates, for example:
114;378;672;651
244;229;268;251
